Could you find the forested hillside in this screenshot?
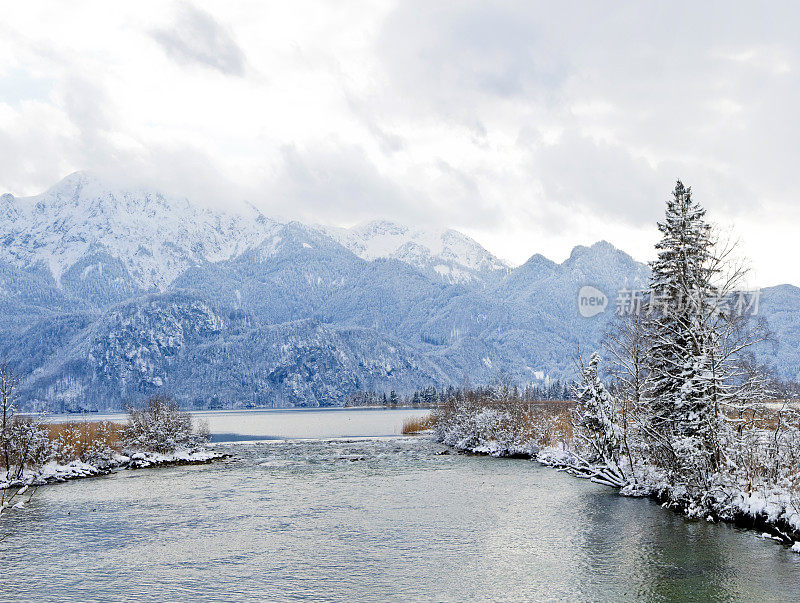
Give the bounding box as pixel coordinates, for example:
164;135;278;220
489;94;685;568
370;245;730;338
1;173;797;410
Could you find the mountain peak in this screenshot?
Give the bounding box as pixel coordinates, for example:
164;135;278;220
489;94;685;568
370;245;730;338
355;219;409;237
562;241;646;272
522;253;558;270
42;170;114;201
590;239;617;252
1;173;515;292
0;173;276;290
324;221;509;284
558;240;649;291
51;169;94;187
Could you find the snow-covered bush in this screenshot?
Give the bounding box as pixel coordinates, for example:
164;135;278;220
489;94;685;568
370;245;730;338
1;362;52;481
434;387;571;456
123;395;209;453
1;418;52;480
574;353;622;466
49;420;123;466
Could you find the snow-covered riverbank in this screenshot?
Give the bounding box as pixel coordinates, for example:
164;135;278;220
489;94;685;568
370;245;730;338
1;448;228;491
434;407;800;551
1;396;230;515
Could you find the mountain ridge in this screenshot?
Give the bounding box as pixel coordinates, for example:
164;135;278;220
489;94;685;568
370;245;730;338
1;173;798;410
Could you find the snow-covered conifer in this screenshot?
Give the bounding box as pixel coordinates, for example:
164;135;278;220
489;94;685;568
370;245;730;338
644;182;723;471
575;353;622;471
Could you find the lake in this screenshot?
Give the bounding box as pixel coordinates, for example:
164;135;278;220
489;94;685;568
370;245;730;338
3;408;800;601
45;407;430;441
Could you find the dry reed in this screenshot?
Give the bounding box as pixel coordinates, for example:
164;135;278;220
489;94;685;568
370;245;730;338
401;414;437;434
45;420;125;460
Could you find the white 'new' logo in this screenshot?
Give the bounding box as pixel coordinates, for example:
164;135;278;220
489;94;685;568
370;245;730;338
577;286;607;318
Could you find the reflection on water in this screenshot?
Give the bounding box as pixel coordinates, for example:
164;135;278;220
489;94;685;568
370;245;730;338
3;410;800;601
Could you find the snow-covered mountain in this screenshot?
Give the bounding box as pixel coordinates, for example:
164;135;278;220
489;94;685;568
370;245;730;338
0;172;278;293
1;172;798;410
0;173;507;295
325;220;509;285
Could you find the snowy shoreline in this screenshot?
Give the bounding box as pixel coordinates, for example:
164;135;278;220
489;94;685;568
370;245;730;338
0;448;230;491
436;432;800;552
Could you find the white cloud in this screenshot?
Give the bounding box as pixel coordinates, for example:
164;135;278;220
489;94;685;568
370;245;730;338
0;1;799;285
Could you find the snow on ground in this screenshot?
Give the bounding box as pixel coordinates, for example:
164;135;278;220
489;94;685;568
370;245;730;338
0;448;227;491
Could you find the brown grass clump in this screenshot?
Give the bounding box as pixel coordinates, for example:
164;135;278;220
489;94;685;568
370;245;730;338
401;414;437;434
493;400;575;448
45;420;125;461
523;401;575;448
720;402;800;433
434;390;576;450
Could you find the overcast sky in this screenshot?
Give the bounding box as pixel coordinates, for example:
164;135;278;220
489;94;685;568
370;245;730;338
2;1;799;286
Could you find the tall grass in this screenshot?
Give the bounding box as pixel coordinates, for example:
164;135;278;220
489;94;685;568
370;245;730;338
401;414;436;434
45;421;124;461
434;392;576;451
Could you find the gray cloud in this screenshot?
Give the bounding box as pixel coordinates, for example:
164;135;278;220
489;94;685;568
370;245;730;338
379;2;565;105
343;93;405;155
530;133;664;227
270;142;436;225
0;118;72;195
371;1;800;231
152;3;246;76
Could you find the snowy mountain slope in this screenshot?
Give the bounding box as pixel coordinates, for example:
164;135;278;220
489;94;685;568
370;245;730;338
165;221;562;377
171;319;453;408
325;220;510;285
7;292;454;409
3;232;798;409
496;241;649;305
170;221;372;324
0;259;84;332
0;172;279;295
756;284;800;381
2;173;800;410
0;174;507;297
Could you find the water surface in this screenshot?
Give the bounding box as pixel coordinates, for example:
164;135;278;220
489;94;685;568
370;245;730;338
3;409;799;601
46;407;428;441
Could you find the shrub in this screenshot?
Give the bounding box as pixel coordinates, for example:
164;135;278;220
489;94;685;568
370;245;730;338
47;421;124;464
123;396;209;454
434;389;574;452
2;417;51;479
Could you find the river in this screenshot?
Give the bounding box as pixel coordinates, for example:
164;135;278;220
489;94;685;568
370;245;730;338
3;408;800;601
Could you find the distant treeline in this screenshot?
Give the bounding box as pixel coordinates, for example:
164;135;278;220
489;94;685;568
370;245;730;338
771;378;800;400
344;380;577;408
345;373;800;409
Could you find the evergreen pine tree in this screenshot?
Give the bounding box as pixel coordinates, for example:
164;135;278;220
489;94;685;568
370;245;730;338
646;180;721;472
575;353;622;469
